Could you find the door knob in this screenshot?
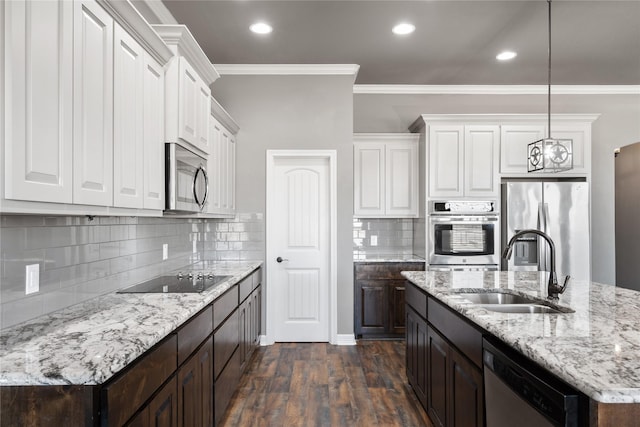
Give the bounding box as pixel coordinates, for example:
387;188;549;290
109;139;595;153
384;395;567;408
276;257;289;263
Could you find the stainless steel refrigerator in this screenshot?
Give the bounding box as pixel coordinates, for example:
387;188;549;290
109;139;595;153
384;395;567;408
615;141;640;291
501;181;591;281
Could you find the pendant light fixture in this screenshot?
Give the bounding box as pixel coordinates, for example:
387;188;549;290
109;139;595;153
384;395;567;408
528;0;573;173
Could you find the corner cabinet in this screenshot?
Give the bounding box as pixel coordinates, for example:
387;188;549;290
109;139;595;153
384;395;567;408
353;134;419;218
207;99;239;217
152;25;219;156
1;0;173;214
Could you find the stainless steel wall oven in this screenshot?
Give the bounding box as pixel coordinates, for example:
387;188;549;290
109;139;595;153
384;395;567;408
428;201;500;270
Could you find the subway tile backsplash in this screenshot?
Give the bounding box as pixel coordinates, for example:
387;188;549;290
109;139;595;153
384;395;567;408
202;213;265;261
353;218;414;256
0;213;264;330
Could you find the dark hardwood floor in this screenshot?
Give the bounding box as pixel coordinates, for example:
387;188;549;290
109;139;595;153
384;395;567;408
220;341;432;427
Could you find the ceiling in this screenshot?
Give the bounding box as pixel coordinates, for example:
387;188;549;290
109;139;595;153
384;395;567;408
161;1;640;85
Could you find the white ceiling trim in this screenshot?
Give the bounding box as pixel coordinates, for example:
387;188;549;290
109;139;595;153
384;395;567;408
214;64;360;81
353;84;640;95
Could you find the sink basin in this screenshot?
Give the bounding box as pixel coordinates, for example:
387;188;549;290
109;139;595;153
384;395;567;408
451;290;575;314
455;292;533;305
477;304;572;314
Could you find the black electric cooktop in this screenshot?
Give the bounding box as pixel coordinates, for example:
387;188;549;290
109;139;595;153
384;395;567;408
117;273;232;293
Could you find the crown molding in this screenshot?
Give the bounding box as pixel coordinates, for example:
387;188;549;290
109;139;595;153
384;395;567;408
97;0;173;64
353;133;419;141
409;113;602;132
210;97;240;134
354;84;640;95
214;64;360;82
152;25;220;85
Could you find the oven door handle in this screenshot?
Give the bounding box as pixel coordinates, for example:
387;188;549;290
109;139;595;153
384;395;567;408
429;216;499;223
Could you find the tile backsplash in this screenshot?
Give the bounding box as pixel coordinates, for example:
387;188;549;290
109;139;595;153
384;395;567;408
353;218;414;256
0;213;264;330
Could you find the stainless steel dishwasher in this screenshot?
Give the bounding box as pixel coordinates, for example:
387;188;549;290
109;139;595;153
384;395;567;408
483;338;586;427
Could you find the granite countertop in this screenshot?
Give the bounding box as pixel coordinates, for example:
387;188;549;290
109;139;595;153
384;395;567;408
0;260;262;387
353;253;425;263
401;270;640;404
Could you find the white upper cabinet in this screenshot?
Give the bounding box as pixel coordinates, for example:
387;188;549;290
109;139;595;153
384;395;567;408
428;126;464;198
411;114;597;203
464;126;500;197
354;141;386;216
73;0;114;207
427;125;499;198
1;0;173;215
499;116;595;176
354;134;419;218
208;98;239;217
500;125;546;175
113;24;144;208
153;25;218;155
142;53;165;210
3;0;73;203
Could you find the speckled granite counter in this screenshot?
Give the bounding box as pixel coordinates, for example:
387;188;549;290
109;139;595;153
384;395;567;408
353;253;425;263
401;270;640;404
0;260;262;386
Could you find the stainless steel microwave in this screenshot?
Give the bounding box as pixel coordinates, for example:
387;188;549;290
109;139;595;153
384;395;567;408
165;143;208;214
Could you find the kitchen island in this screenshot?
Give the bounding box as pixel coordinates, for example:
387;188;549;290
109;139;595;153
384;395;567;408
403;270;640;426
0;260;262;426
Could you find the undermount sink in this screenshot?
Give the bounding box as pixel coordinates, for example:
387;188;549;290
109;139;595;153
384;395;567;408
451;291;575;314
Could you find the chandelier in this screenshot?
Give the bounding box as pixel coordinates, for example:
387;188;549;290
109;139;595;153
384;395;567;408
528;0;573;173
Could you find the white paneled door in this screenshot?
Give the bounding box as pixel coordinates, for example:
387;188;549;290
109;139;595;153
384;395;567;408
267;152;336;343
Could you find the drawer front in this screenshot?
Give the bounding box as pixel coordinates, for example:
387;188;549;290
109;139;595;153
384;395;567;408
214;309;239;380
177;305;213;365
428;297;483;368
239;275;252;304
355;262;424;280
103;335;177;427
214;285;238;330
406;282;427;319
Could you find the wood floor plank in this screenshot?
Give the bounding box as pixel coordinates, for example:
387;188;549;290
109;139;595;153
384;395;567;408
219;341;433;427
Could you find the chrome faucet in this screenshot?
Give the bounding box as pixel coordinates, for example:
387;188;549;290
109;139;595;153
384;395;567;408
502;229;570;299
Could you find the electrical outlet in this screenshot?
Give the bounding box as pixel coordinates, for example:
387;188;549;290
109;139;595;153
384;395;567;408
25;264;39;295
370;235;378;246
162;243;168;260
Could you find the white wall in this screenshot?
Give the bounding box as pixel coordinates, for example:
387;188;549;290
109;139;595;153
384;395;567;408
353;92;640;284
211;74;355;334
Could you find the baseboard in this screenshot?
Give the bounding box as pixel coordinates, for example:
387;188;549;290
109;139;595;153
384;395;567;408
259;335;270;346
334;334;356;346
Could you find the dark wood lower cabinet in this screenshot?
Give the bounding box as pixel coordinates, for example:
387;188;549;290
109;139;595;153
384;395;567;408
177;336;213;427
406;281;484;427
355;262;425;338
450;347;483;427
0;268;263;427
406;305;428;408
427;326;449;427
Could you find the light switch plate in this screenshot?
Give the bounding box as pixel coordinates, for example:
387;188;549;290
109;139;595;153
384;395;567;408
370;235;378;246
25;264;39;295
162;243;168;260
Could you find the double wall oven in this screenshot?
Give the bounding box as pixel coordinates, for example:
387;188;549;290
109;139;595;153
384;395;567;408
428;200;500;271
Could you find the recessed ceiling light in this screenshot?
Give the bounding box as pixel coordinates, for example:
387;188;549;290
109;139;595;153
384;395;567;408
392;23;415;36
496;51;517;61
250;22;272;35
